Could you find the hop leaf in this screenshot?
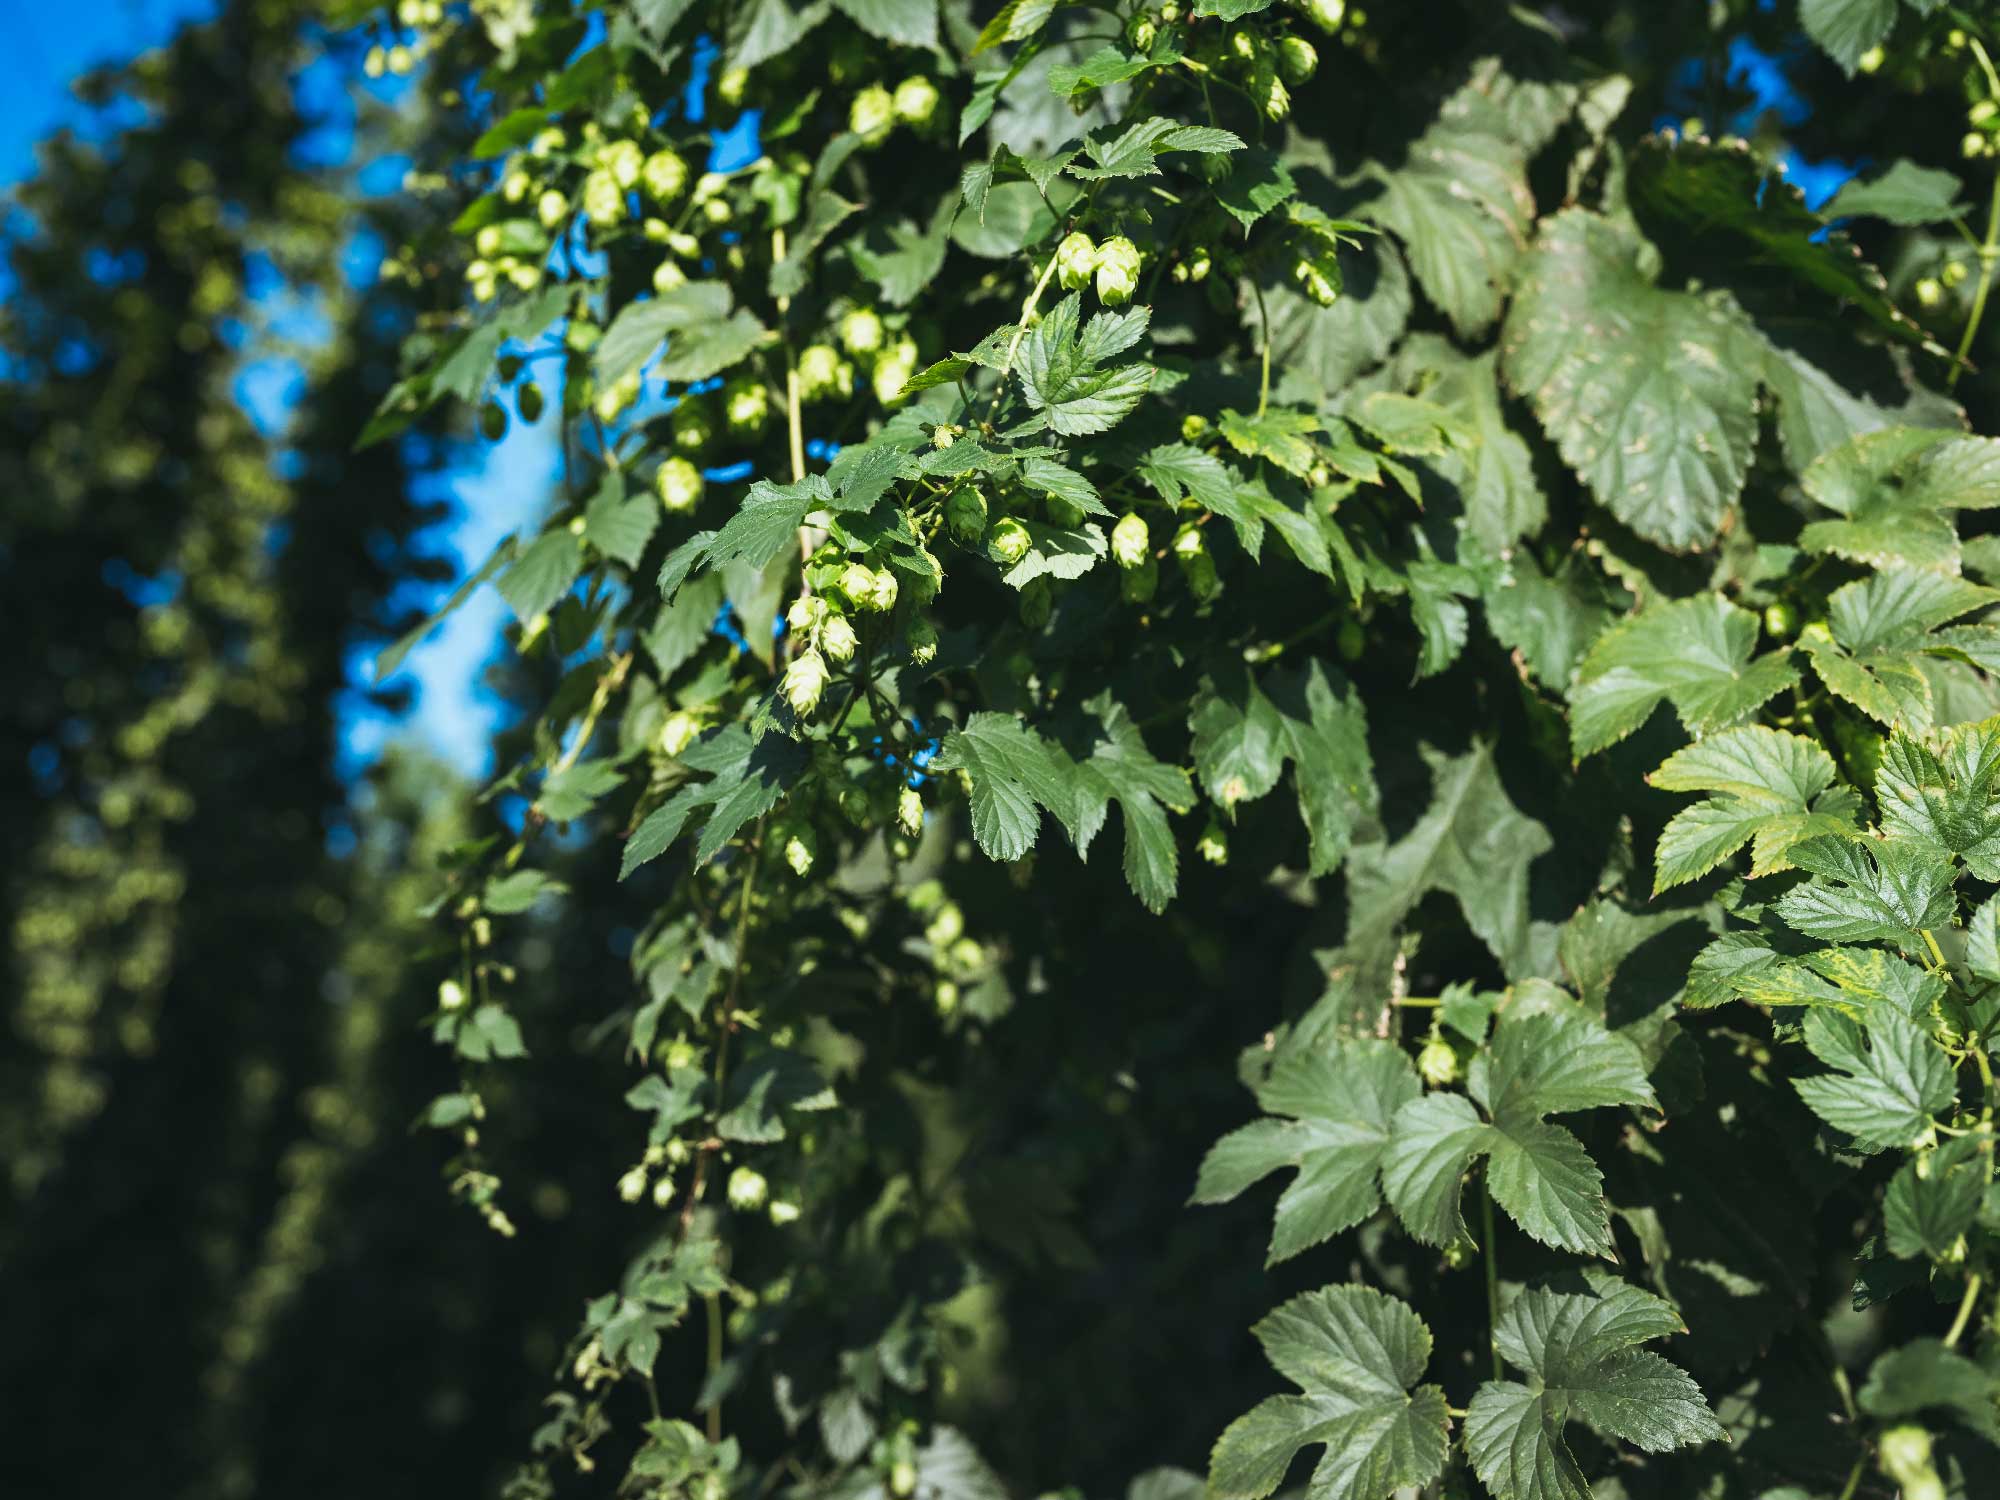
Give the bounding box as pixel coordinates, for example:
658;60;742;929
1208;1286;1450;1500
1464;1277;1724;1500
1646;726;1858;892
1381;1010;1654;1255
1193;1038;1420;1263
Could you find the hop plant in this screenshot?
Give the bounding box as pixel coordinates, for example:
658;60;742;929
849;85;895;144
945;485;988;544
600;139;644;190
821;614;859;663
897;786;923;837
723;376;768;433
642;148;688;201
989;517;1032;565
782;651;829;715
1095;236;1141;304
438;978;467;1012
838;306;885;355
892;76;940;128
1278;35;1318;83
872;335;919;404
581;169;623;227
727;1166;769;1211
1295;0;1345;30
796;343;851;402
1056;231;1098;292
906;616;938;665
1111;512;1150;569
656;457;705;513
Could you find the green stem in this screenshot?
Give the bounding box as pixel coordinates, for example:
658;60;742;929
1480;1171;1502;1382
1923;928;1949;973
1948;166;2000;390
1945;1270;1984;1349
1834;1449;1866;1500
1254;278;1272;418
704;1288;725;1441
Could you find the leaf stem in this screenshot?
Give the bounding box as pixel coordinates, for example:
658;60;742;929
1923;928;1949;973
1834;1450;1866;1500
1253;278;1272;418
1945;1270;1985;1349
1948;162;2000;390
997;242;1065;383
1480;1170;1502;1382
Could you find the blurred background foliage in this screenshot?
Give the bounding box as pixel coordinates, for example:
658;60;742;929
6;2;2000;1497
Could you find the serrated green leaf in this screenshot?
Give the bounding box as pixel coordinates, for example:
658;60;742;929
1825;159;1967;225
1800;428;2000;572
1792;1005;1957;1148
1070;116;1243;180
1193;1038;1419;1263
1874;720;2000;876
1647;726;1849;891
1219;408;1321;477
584;482;661;569
828;0;936;48
1018;295;1155;435
1465;1279;1723;1500
1216;149;1296;229
1365;74;1539;338
930;713;1084;863
1569;596;1798;758
1774;834;1955;952
595;282;735;388
1859;1339;2000;1443
1504;210;1761;552
1801;0;1898;73
498;529;584;623
1884;1136;1984;1260
1209;1286;1450;1500
1345;741;1552;980
851;196;957;307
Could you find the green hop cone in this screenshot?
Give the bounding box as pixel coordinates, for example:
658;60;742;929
838;561;878;608
1293;252;1340;307
796;343;852;403
945;485;988;545
1295;0;1344;31
656;456;705;513
897;786;924;838
517;380;544;423
872;335;918;404
671;399;715;453
600;138;644;190
581;168;623;227
838;306;884;355
1095;236;1141;304
1056;231;1098;292
716;66;750;107
1278;35;1318;82
906;616;938;665
821;614;859;664
656;709;700;757
850;84;895;144
1127;13;1157;50
1417;1034;1459;1086
480;400;507;441
652;258;686;293
989;516;1033;566
892;76;940;128
1257;65;1291;122
1197;819;1228;865
1110;511;1150;569
1121;555;1159;603
782;650;830;715
642;148;689;201
723;375;769;433
1878;1427;1944;1500
782;823;818;876
438;978;467;1012
726;1166;769;1210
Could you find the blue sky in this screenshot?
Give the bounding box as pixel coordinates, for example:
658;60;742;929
1;1;556;778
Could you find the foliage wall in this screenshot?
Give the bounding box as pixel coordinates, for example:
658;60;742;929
24;1;2000;1500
